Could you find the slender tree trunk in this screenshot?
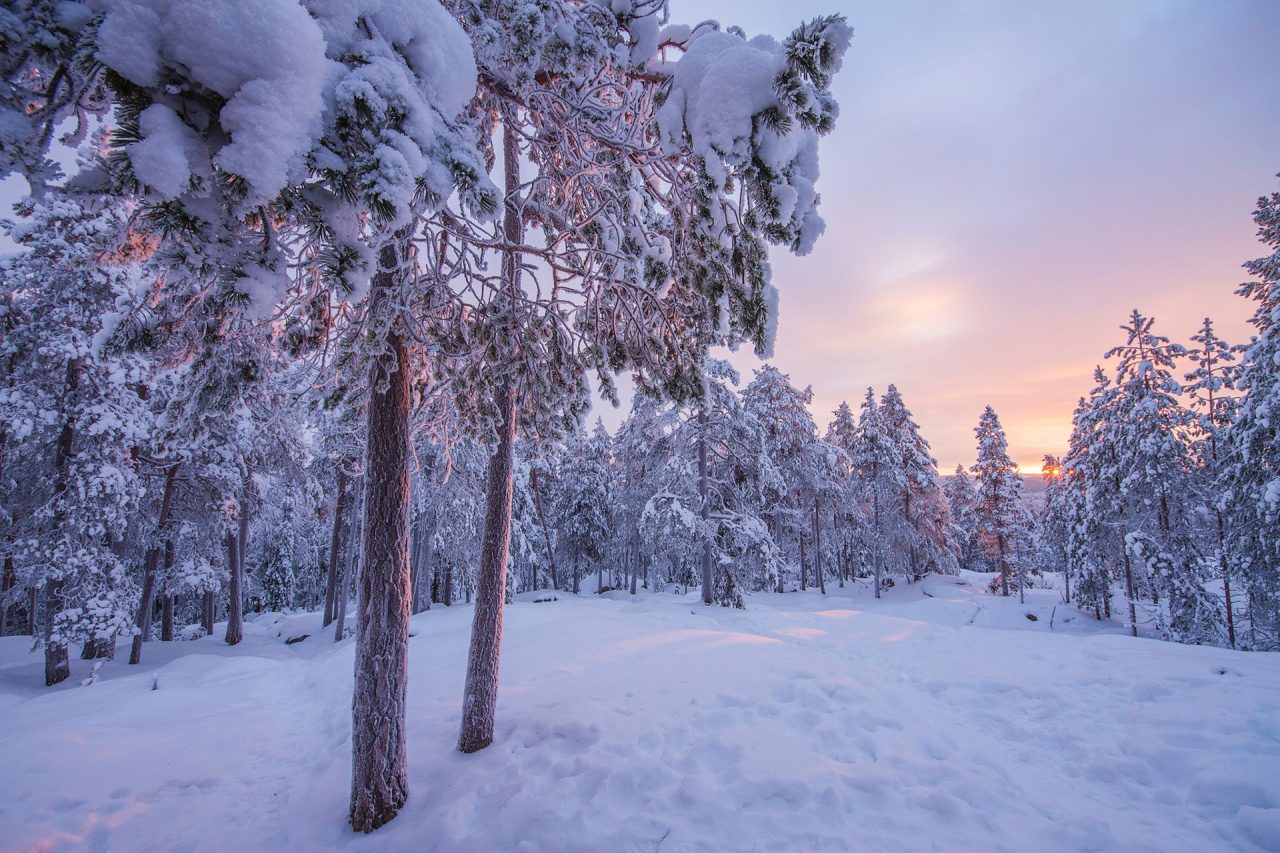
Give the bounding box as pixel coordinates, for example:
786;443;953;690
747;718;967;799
224;529;243;645
201;590;214;636
529;468;559;591
1122;551;1138;638
873;493;882;600
0;551;13;637
333;483;359;643
44;357;82;686
697;406;714;605
998;533;1010;597
630;545;639;595
572;555;580;595
422;519;435;612
458;383;517;754
158;541;175;641
814;497;826;595
131;464;179;664
799;534;807;591
349;232;414;833
1215;511;1236;648
324;467;348;627
443;562;453;606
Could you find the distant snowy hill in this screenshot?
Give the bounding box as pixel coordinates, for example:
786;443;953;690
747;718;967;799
2;573;1277;852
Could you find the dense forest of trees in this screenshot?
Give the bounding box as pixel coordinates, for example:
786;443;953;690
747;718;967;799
1;0;1277;835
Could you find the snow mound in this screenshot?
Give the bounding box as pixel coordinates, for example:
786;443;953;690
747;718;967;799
1;576;1278;851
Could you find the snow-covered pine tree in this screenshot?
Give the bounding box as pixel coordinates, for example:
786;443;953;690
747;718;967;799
1036;455;1072;601
849;389;906;598
1102;310;1198;636
944;464;981;573
971;406;1029;602
742;365;822;591
1062;372;1118;621
1184;316;1241;646
1221;176;1280;650
645;360;783;607
1126;533;1228;647
0;190;152;683
554;423;612;596
880;385;959;579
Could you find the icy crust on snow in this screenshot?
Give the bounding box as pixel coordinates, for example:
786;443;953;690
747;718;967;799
96;0;328;203
2;572;1278;852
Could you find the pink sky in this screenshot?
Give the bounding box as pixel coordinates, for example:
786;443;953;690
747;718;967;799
682;0;1280;471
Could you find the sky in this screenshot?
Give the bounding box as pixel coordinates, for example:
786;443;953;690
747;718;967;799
620;0;1280;472
4;2;1276;473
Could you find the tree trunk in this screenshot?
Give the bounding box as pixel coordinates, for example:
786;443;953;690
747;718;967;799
814;497;825;595
201;589;214;636
458;383;517;754
349;233;414;833
324;467;348;627
1122;550;1138;638
0;549;14;637
698;406;714;605
799;534;807;592
44;357;82;686
529;467;558;591
333;482;360;643
224;528;243;645
1216;510;1236;648
572;555;580;595
873;493;882;600
131;464;179;664
997;533;1010;597
443;562;453;606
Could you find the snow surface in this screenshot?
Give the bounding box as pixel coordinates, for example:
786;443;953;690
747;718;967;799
2;572;1279;852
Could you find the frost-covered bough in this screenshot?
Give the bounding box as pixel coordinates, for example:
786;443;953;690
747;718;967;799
427;2;851;755
0;1;109;191
84;0;497;830
0;192;152;684
1222;177;1280;650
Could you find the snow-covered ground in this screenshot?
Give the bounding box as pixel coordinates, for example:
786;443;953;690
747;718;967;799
2;572;1279;852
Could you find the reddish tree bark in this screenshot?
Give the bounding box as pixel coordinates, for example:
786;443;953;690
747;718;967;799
459;383;517;753
349;237;413;833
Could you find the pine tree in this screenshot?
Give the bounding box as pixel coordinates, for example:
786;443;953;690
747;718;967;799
0;190;152;682
1222;176;1280;649
880;385;959;578
1185;316;1240;646
971;406;1029;601
849;389;906;598
944;465;981;572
